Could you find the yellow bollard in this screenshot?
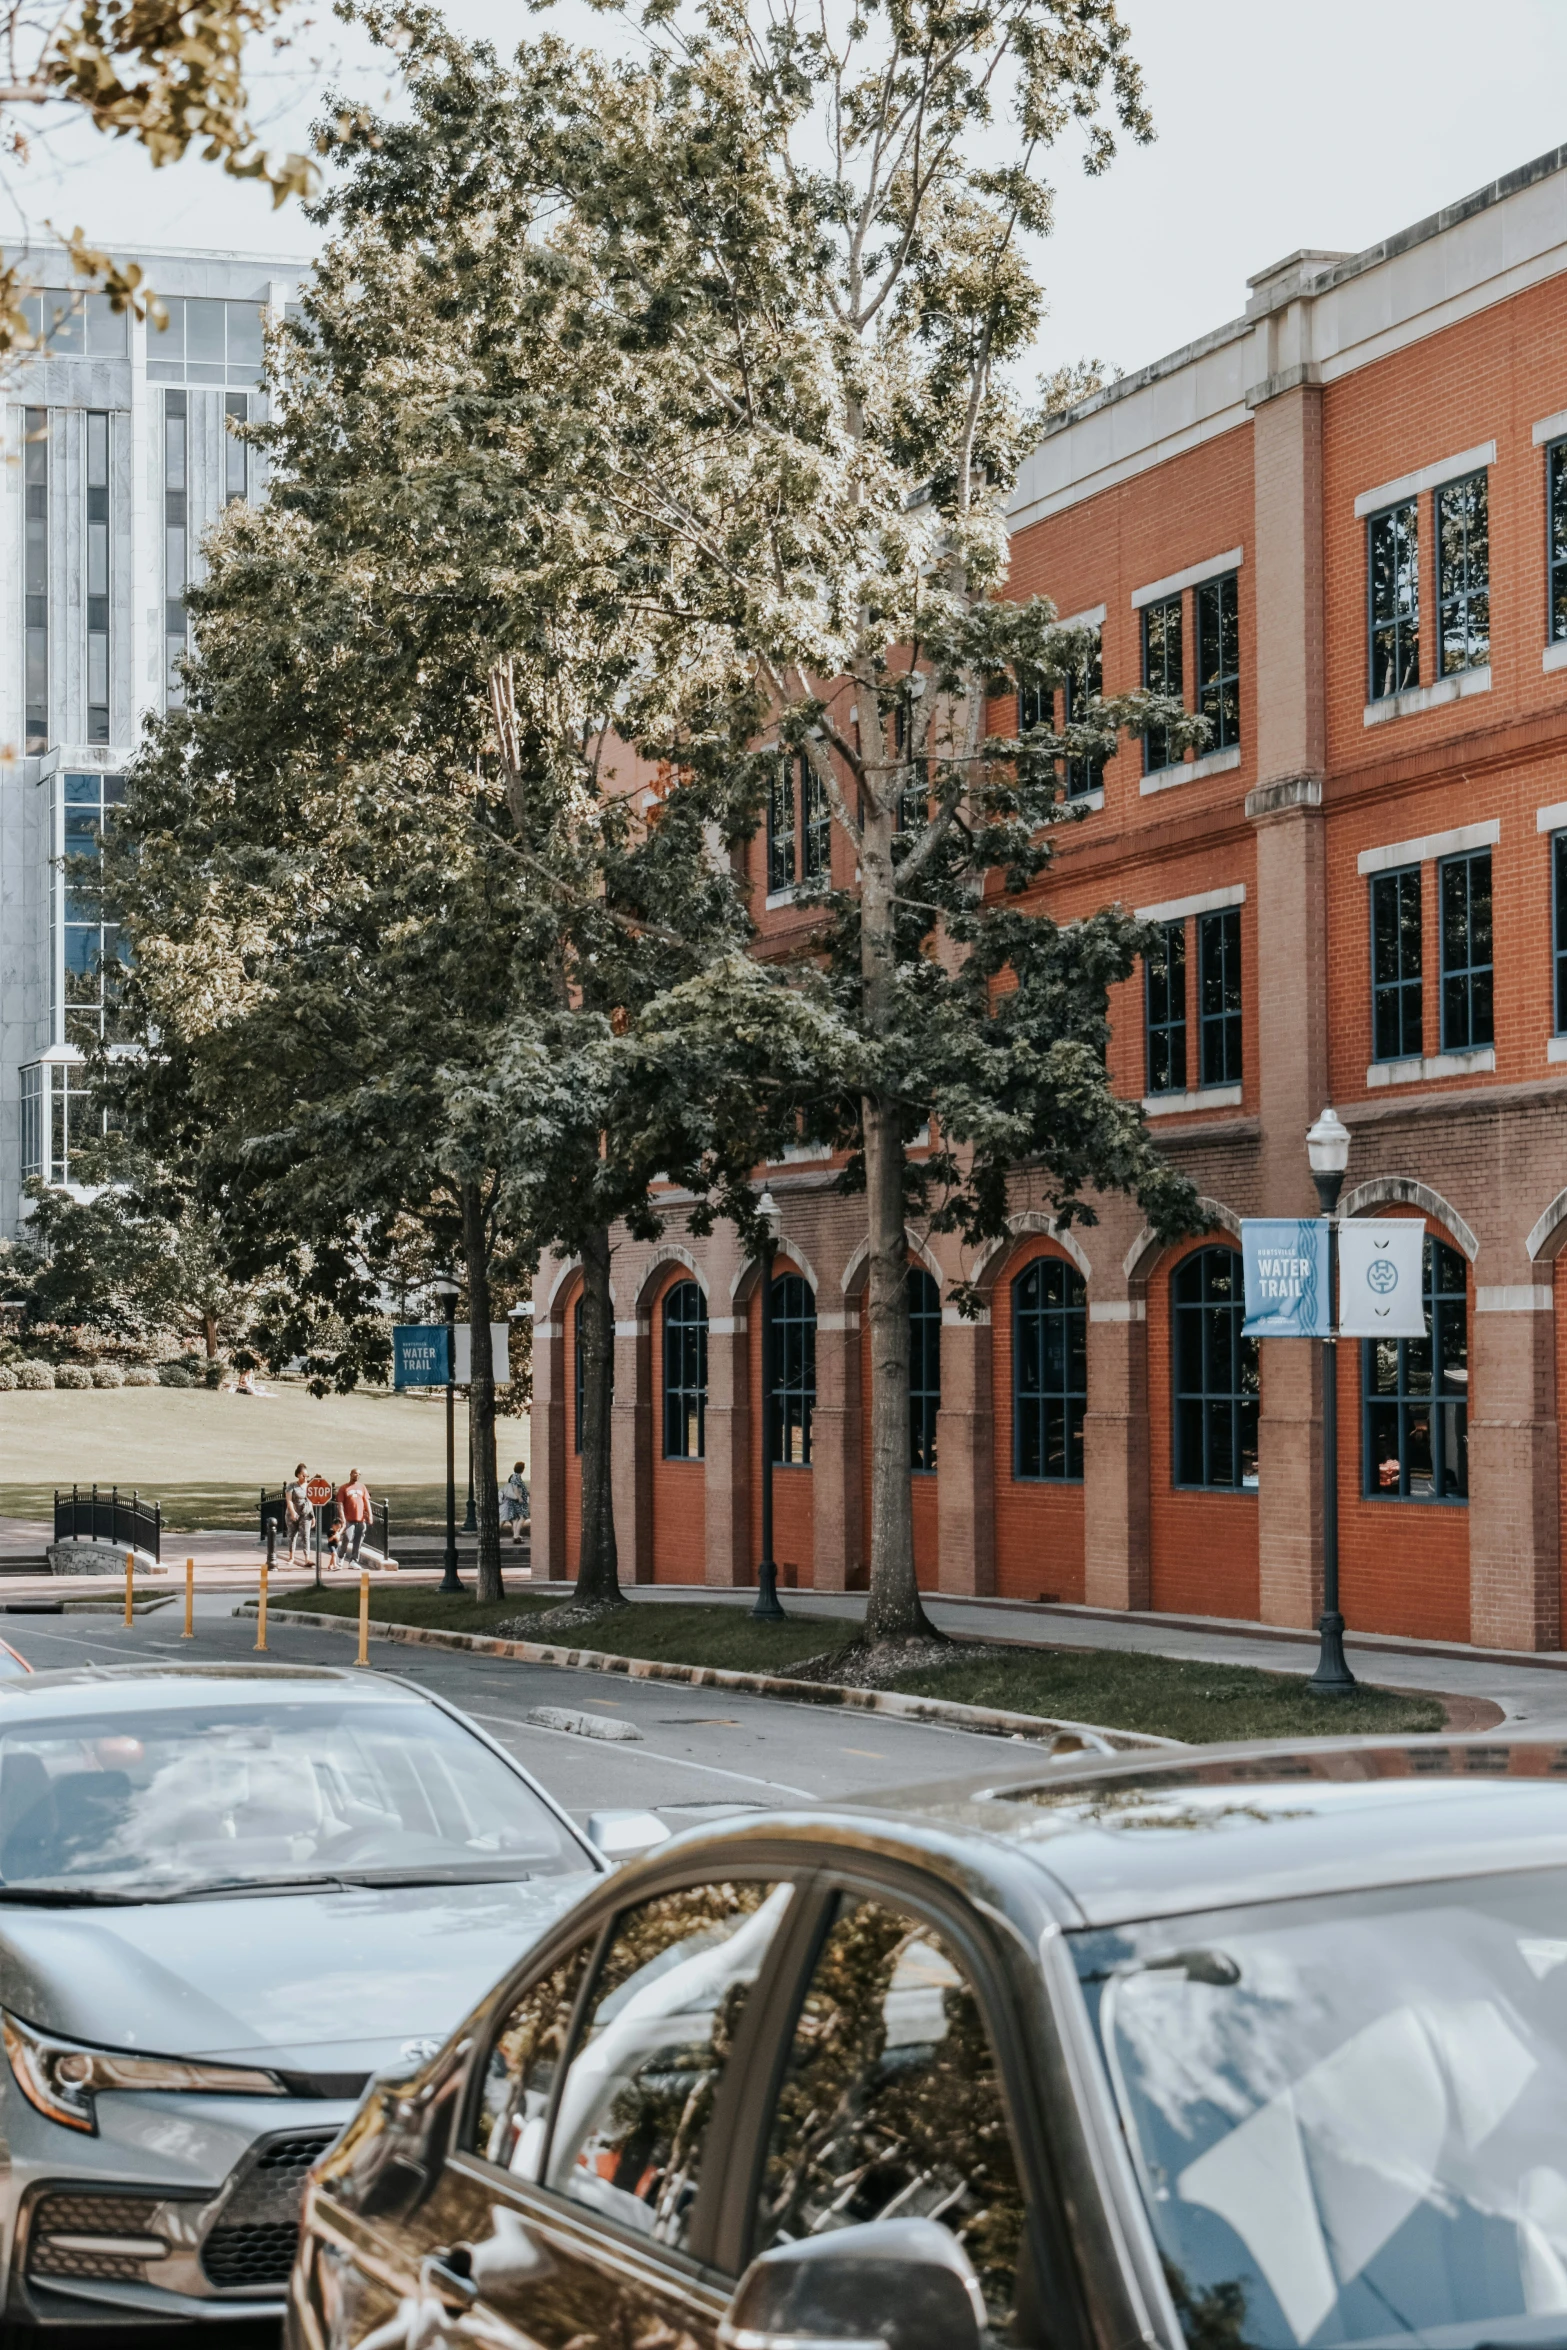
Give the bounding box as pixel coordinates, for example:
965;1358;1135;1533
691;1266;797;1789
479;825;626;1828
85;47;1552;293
123;1549;134;1628
356;1570;371;1667
254;1561;269;1653
183;1557;195;1639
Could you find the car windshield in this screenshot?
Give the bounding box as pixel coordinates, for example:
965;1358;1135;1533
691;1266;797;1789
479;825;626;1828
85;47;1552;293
0;1699;590;1894
1073;1868;1567;2350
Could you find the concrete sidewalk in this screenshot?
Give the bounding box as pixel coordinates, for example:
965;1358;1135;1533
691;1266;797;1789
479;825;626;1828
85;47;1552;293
614;1583;1567;1730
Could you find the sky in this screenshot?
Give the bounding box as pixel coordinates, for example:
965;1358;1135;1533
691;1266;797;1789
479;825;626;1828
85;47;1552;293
9;0;1567;383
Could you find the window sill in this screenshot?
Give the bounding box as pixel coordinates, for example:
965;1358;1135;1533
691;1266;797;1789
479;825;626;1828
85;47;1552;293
1363;667;1491;728
1361;1492;1469;1507
1142;1083;1243;1118
1172;1481;1259;1496
764;885;799;911
1009;1474;1085;1487
1062;786;1105;812
1365;1047;1495;1087
1544;641;1567;675
1140;745;1241;797
1550;1037;1567;1063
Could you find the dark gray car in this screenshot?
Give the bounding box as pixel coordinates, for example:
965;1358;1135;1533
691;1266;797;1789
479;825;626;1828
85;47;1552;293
291;1732;1567;2350
0;1662;605;2331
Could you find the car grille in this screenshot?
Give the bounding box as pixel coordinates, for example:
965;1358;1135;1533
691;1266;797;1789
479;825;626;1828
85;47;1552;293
201;2128;337;2293
28;2189;193;2283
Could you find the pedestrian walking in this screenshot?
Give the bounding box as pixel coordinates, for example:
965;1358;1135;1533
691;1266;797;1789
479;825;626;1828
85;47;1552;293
284;1463;313;1566
337;1469;372;1566
499;1463;530;1546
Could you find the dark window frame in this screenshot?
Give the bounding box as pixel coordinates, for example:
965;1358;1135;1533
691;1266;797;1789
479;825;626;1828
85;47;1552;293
1197;905;1242;1088
1548;438;1567;646
1439;848;1493;1054
909;1267;941;1475
1145;918;1188;1096
1436;468;1489;678
1171;1245;1259;1493
85;410;109;744
1062;625;1105;799
1012;1254;1087;1482
573;1295;584;1455
771;1273;816;1466
1142;593;1183;774
765;757;796;894
1367;498;1420;703
1362;1236;1468;1503
1370;864;1424;1063
1553;831;1567;1036
24;405;47;754
662;1279;708;1460
1194;571;1240;753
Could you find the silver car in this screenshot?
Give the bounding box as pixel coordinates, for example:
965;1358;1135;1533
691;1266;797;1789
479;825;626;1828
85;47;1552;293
0;1661;605;2332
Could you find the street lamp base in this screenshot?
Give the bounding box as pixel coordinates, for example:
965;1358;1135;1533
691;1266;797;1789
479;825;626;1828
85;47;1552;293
752;1559;787;1621
438;1559;464;1595
1308;1609;1357;1694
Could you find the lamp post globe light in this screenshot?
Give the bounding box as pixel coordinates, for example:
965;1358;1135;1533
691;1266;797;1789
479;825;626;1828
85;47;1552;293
432;1273;464;1595
1305;1109;1356;1695
752;1188;787;1622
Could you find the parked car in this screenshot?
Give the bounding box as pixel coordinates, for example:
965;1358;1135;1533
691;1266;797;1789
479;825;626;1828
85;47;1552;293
293;1732;1567;2350
0;1638;31;1678
0;1662;605;2332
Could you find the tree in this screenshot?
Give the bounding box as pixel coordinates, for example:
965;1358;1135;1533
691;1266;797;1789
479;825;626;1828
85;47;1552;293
485;0;1208;1644
3;1153;250;1358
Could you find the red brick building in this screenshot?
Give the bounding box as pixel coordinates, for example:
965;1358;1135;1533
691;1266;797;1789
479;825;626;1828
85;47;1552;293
532;146;1567;1652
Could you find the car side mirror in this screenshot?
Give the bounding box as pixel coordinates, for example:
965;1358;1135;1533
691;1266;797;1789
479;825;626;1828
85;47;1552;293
585;1808;671;1861
719;2218;988;2350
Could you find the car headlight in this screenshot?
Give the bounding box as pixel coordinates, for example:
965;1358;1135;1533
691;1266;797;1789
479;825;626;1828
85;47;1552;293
3;2010;286;2135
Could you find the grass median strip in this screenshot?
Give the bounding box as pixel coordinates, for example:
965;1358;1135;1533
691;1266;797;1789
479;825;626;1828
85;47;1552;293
285;1585;1445;1743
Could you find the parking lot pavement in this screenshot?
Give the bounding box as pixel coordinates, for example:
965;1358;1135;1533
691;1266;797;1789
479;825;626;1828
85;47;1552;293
0;1595;1047;1825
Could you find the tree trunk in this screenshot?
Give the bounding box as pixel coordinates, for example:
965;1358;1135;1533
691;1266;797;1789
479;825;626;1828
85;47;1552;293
462;1179;504;1604
203;1313;218;1359
574;1224;621;1607
863;1090;930;1642
858;776;931;1646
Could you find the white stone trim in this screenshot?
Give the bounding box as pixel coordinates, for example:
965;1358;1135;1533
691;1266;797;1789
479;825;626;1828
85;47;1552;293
764;885;801;912
1544;642;1567;675
1476;1285;1554;1312
1354;441;1495;517
1134;882;1246;924
1055;602;1106;630
534;1320;560;1340
968;1212;1092;1286
1089;1300;1147;1323
1549;1037;1567;1063
1339;1176;1479;1261
1362;666;1491;728
1140;745;1243;796
1065;785;1106;813
1537;801;1567;833
1131;547;1244;609
1533;409;1567;446
1123;1193;1243;1281
1142;1084;1243;1117
1357;817;1499;875
708;1316;747;1336
816;1311;861;1333
1365;1047;1496;1087
1528;1188;1567;1261
612;1319;650;1339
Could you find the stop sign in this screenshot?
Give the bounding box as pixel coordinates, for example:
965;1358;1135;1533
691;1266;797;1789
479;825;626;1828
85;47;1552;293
305;1476;333;1506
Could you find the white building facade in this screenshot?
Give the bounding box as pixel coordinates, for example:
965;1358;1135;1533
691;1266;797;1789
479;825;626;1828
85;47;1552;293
0;243;309;1229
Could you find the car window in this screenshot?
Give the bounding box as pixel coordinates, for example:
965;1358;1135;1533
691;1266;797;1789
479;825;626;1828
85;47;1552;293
545;1879;792;2251
754;1896;1025;2338
472;1939;597;2175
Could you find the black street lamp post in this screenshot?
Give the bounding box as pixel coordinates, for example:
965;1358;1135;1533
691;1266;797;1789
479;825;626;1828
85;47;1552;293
1306;1107;1356;1695
752;1188;786;1622
434;1274;463;1595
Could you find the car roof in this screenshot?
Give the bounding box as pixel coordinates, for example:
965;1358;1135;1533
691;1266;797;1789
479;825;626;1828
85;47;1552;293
0;1663;432;1719
627;1733;1567;1930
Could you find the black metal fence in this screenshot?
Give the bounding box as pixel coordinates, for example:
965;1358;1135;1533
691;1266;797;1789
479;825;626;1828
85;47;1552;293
54;1486;162;1562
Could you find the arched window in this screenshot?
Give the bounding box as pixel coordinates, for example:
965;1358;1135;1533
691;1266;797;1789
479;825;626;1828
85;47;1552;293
771;1275;816;1465
1172;1246;1258;1490
573;1293;584;1455
909;1269;941;1473
663;1280;708;1460
1363;1236;1468;1500
1013;1257;1087;1481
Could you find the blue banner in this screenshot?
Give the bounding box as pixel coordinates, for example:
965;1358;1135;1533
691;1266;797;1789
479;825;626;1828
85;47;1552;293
1241;1218;1330;1338
393;1323;451;1388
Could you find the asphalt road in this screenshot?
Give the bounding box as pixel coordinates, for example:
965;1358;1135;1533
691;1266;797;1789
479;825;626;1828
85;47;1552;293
0;1593;1045;1827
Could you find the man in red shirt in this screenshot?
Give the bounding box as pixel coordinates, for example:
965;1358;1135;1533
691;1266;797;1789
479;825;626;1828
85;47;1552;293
337;1470;373;1565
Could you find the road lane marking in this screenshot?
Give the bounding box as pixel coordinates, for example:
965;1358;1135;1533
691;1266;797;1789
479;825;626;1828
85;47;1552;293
468;1712;816;1800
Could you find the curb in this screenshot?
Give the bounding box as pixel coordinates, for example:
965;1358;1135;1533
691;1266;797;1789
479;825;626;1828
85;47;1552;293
232;1604;1179;1753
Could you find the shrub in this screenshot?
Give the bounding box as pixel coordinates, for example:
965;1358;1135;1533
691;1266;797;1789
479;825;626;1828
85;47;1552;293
202;1358;227;1389
0;1366;15;1391
15;1361;54;1390
123;1366;158;1387
54;1364;92;1390
90;1363;125;1388
157;1362;195;1388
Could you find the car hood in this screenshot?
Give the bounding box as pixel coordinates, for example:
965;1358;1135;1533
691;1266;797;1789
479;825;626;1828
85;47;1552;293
0;1874;594;2073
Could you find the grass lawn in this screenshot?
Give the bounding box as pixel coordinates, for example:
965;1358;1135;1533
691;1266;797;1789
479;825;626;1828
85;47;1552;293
0;1382;531;1531
281;1586;1445;1742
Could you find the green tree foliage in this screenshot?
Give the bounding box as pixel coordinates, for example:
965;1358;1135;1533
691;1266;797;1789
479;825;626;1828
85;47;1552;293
3;1156;247;1358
